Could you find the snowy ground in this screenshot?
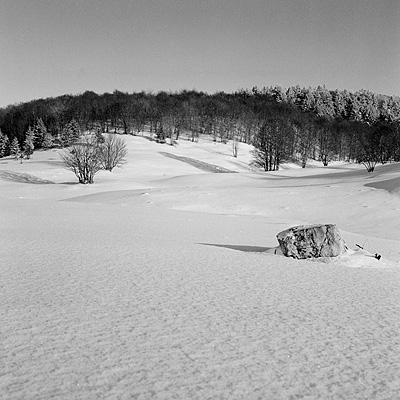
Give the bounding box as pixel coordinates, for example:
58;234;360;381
1;135;400;399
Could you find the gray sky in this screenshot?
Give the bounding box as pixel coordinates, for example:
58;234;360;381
1;0;399;107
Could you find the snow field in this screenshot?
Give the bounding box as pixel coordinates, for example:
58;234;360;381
1;135;400;399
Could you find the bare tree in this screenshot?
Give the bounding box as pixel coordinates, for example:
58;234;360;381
99;134;127;171
231;129;240;158
251;116;294;171
60;135;102;184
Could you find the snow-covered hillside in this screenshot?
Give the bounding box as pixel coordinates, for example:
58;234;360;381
1;135;400;399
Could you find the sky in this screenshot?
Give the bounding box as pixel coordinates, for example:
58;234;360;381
1;0;399;107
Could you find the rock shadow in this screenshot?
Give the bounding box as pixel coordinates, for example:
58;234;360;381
199;243;277;253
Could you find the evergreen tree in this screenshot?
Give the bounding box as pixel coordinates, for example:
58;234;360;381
60;119;81;147
314;86;335;117
286;85;302;106
0;129;10;157
356;89;379;124
10;137;21;159
270;85;287;103
299;89;315;112
23;126;35;159
42;131;54;149
331;89;347;118
344;93;361;121
34;118;48;148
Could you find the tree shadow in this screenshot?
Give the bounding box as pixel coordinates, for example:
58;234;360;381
160;152;237;173
0;170;55;184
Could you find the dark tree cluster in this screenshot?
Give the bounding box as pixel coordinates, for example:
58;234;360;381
0;86;399;172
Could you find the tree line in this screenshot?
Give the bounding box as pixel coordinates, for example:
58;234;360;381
0;86;399;171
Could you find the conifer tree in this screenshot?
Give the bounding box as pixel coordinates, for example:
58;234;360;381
23;126;35;159
60;119;81;147
10;138;21;159
33;118;47;148
0;130;10;157
70;119;81;142
42;131;54;149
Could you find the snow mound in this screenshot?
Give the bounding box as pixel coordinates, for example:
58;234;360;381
310;248;400;269
63;189;152;204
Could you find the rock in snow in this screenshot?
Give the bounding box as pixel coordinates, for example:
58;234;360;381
277;224;347;259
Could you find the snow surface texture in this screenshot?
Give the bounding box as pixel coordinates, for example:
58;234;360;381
1;135;400;399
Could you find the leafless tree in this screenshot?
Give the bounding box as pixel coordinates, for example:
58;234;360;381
231;130;240;158
99;134;127;171
60;135;102;184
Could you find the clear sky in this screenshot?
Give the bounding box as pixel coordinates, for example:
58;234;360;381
1;0;399;107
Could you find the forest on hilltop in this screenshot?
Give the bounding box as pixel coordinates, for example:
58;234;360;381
0;86;399;171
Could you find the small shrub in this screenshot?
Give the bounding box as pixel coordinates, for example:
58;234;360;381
99;134;127;171
60;135;102;184
60;134;128;183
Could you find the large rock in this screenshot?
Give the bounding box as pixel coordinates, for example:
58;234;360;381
276;224;347;259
